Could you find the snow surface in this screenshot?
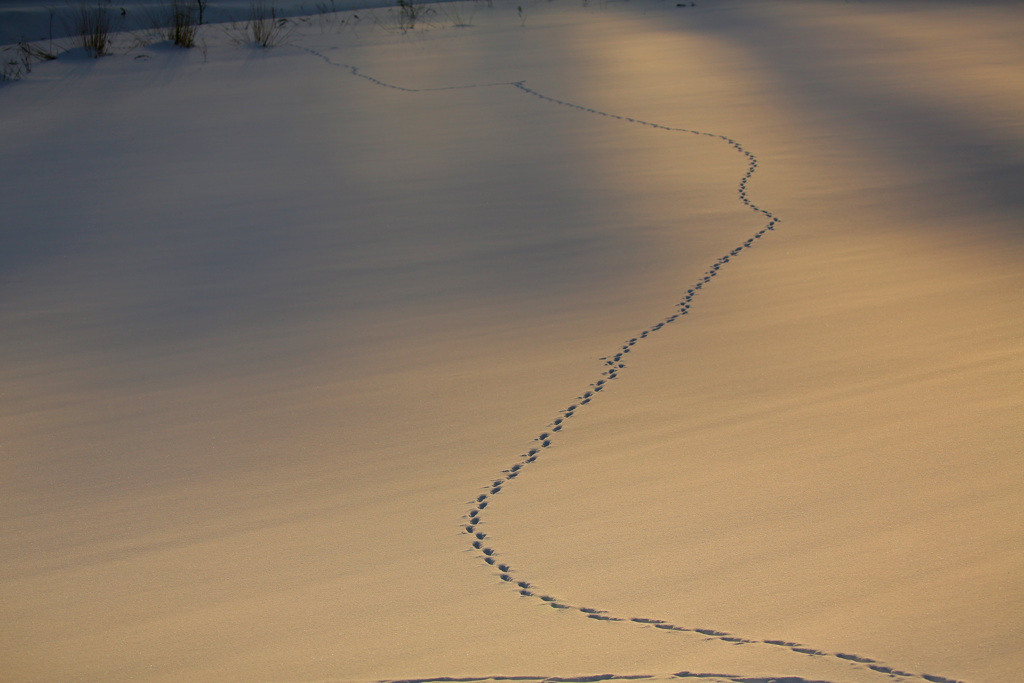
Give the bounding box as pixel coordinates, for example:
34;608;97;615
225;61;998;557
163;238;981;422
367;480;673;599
1;1;1022;682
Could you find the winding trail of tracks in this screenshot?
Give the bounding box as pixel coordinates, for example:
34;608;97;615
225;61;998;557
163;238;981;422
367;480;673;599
299;42;965;683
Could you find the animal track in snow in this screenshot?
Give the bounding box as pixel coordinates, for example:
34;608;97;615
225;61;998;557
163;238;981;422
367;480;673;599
300;39;966;683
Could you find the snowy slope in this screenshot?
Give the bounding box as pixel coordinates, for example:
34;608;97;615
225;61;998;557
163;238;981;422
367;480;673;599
1;2;1021;682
